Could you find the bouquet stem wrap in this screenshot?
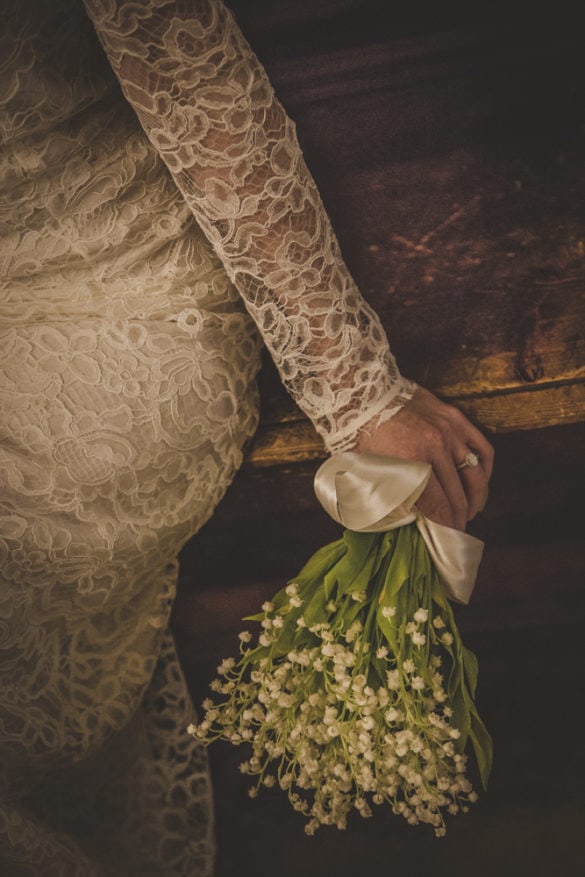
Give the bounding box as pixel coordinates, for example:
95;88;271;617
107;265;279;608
314;452;485;605
193;453;493;835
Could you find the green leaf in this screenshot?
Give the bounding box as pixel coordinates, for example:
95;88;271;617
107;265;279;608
379;526;416;605
448;677;472;748
469;708;494;790
270;623;301;656
376;608;398;653
296;538;346;581
302;590;331;627
243;611;265;623
330;531;380;599
462;644;479;697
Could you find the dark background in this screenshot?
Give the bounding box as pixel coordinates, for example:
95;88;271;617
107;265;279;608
172;2;585;874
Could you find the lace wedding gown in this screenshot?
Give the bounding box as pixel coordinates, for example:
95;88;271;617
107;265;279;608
0;1;414;873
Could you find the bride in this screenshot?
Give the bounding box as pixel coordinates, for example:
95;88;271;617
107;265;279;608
0;1;493;873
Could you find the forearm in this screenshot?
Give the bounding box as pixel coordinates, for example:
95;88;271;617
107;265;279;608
83;0;415;449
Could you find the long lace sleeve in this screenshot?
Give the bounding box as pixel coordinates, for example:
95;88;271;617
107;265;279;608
82;0;416;452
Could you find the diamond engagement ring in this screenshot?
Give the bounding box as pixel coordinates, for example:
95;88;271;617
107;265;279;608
456;452;480;470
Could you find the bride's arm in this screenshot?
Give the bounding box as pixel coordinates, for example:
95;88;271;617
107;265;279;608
82;0;493;527
81;0;414;452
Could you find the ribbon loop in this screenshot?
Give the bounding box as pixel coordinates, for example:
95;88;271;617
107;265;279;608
314;452;483;604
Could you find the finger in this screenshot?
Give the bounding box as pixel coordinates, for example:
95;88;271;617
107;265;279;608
457;419;495;480
459;472;489;519
432;451;469;530
453;445;490;519
445;406;494;477
415;471;456;529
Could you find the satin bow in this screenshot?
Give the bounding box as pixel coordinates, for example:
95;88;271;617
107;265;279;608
313;452;484;604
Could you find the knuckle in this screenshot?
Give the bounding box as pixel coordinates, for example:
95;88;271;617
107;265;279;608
426;422;449;450
445;403;462;422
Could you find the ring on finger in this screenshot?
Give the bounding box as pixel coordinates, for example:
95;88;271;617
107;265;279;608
456;451;480;470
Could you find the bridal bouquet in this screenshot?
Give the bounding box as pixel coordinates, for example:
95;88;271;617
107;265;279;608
191;453;492;836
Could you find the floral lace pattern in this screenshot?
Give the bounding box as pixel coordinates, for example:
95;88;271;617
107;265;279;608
82;0;414;450
0;0;413;873
0;316;257;874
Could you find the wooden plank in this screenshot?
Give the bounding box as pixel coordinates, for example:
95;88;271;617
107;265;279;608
244;420;325;468
244;379;585;468
460;381;585;432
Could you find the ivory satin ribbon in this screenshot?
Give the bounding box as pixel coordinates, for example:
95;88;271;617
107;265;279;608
313;452;484;605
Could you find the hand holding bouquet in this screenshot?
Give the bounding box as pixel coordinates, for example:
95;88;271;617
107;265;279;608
192;453;492;836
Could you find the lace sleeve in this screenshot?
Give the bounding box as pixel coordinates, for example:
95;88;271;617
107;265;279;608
82;0;416;452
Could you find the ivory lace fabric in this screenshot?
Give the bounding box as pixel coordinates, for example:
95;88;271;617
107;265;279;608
0;0;414;873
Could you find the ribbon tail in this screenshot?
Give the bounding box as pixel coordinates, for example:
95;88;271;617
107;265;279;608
415;515;484;604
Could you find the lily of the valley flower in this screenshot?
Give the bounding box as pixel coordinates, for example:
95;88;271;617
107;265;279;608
193;524;492;836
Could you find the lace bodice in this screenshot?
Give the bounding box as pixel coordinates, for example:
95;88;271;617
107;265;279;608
80;0;415;450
